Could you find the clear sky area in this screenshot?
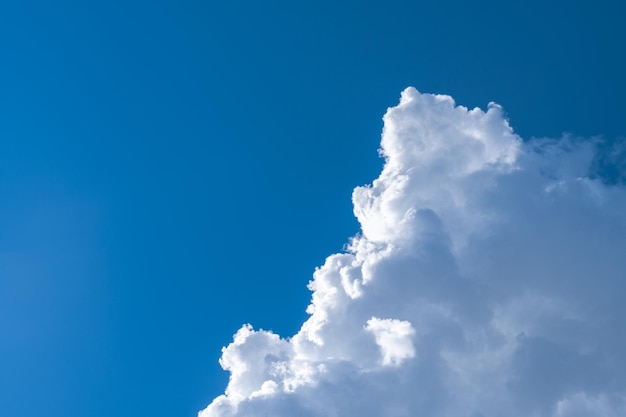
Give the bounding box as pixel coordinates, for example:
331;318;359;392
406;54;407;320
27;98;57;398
1;1;625;417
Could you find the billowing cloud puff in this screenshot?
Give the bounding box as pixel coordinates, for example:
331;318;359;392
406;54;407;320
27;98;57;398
199;88;626;417
365;317;416;367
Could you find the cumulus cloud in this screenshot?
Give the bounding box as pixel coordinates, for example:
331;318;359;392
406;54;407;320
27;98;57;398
365;317;416;366
199;87;626;417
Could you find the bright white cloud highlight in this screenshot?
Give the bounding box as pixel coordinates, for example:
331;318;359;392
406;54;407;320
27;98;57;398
365;317;415;366
199;87;626;417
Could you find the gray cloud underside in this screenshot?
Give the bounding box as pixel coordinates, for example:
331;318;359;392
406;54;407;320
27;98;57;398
200;88;626;417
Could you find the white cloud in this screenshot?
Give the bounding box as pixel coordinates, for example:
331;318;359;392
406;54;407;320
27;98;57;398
553;393;626;417
199;87;626;417
365;317;416;366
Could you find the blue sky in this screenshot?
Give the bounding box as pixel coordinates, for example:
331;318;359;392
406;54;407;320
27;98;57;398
1;1;625;417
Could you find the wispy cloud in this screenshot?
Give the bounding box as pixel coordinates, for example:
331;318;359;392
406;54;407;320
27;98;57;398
200;88;626;417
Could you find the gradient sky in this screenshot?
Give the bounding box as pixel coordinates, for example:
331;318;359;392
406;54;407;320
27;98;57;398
1;1;625;417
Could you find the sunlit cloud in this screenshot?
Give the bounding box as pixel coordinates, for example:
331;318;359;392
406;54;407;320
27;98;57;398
200;88;626;417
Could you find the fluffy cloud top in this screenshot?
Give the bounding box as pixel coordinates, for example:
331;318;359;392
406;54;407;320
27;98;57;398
199;88;626;417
